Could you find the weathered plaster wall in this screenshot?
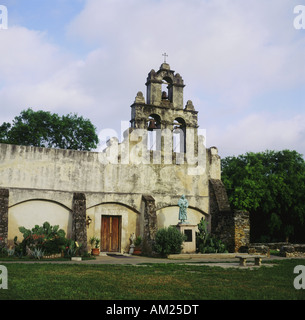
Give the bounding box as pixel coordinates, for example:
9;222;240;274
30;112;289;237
8;200;72;246
0;143;213;199
0;140;218;251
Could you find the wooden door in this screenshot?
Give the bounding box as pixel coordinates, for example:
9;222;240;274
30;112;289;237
101;216;121;252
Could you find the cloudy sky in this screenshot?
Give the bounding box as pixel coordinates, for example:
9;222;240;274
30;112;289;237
0;0;305;158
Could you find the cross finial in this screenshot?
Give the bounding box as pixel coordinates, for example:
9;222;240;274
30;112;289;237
162;52;168;63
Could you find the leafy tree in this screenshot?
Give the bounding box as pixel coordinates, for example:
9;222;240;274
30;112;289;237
221;150;305;243
0;122;11;142
0;108;99;151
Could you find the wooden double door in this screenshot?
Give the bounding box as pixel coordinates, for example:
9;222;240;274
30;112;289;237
101;215;121;252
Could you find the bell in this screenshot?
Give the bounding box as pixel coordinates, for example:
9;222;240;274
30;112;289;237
148;120;158;131
173;125;180;134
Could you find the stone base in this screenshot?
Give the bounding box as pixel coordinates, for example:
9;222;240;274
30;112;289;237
176;224;197;253
71;257;82;261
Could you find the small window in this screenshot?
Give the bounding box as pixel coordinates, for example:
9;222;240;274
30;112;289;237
184;230;193;242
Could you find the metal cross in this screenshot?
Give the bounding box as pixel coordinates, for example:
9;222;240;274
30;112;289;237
162;52;168;63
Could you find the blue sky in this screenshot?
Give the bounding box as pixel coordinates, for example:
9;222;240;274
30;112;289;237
0;0;305;158
5;1;84;35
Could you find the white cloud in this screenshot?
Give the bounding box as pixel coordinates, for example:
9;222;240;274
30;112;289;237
0;27;65;84
0;26;100;122
0;0;305;158
210;113;305;157
67;0;305;107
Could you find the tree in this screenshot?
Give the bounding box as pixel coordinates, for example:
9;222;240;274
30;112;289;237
0;122;11;143
221;150;305;243
0;108;99;151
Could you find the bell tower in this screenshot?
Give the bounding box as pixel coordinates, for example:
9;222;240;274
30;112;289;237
130;62;199;156
146;62;185;109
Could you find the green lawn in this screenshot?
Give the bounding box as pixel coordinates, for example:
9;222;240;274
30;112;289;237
0;259;304;300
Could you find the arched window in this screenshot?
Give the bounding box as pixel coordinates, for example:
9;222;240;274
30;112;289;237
147;114;161;151
173;117;186;153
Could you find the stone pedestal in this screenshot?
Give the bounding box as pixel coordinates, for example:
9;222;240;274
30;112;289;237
176;223;197;253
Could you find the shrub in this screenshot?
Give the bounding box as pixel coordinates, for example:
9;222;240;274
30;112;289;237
89;236;100;249
153;227;186;257
134;236;142;247
63;239;83;258
29;247;45;260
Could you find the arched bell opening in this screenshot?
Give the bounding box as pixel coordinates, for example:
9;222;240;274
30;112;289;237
162;76;173;102
173;117;186;153
147;114;161;131
147;114;161;151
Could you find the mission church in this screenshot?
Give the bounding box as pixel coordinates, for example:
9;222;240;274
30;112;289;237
0;61;249;254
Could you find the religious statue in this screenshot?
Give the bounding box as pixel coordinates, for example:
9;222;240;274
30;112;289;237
178;195;188;223
129;233;136;254
130;233;136;245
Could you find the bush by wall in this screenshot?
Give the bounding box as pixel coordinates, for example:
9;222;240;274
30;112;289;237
153;227;186;257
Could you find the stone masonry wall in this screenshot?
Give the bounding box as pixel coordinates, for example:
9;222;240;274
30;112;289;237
72;193;87;252
209;179;231;234
142;195;157;256
249;243;305;257
0;189;9;244
209;179;250;252
214;211;235;252
233;210;250;252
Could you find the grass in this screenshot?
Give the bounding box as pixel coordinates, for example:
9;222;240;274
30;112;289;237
0;259;304;300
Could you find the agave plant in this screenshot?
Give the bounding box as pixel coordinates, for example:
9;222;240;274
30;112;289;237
31;247;45;260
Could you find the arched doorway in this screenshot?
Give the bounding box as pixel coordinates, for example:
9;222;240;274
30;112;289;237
86;203;140;253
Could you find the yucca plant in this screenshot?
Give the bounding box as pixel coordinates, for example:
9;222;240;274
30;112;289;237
196;218;228;253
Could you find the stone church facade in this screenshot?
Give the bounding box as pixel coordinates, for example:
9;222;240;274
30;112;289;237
0;63;249;254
